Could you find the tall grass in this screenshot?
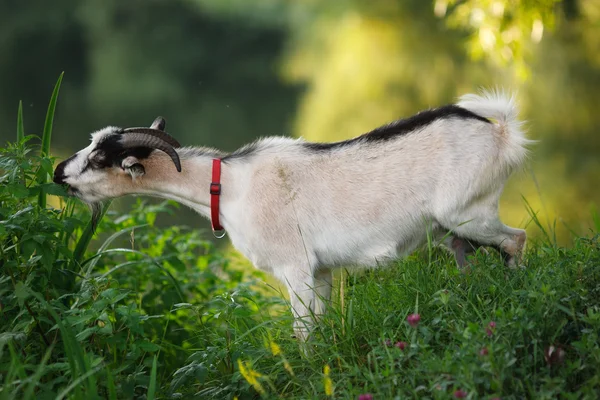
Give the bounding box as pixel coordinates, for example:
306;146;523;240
37;72;63;209
16;101;24;143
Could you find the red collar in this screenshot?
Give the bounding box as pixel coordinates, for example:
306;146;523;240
210;158;225;234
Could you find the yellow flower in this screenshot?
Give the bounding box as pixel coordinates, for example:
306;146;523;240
323;364;333;396
237;359;265;395
269;340;281;356
283;359;295;377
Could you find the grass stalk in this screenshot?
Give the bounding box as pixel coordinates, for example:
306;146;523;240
147;355;158;400
37;72;64;209
16;101;24;143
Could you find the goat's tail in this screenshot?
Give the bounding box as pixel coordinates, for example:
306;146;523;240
457;89;532;172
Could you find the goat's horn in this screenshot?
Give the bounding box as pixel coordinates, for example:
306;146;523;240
122;127;181;148
119;133;182;172
150;116;166;131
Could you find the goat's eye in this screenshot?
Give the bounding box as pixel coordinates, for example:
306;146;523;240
89;151;108;168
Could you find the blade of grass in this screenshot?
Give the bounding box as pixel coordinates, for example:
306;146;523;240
90;248;185;301
105;366;117;400
55;363;103;400
522;195;552;245
147;355;158;400
40;72;64;158
17;101;24;143
2;343;27;400
84;223;148;277
22;344;54;400
38;72;64;209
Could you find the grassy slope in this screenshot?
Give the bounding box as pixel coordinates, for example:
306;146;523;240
195;235;600;399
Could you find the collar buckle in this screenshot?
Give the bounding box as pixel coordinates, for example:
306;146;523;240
210;183;221;195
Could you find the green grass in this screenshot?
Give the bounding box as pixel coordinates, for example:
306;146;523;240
171;238;600;399
1;76;600;399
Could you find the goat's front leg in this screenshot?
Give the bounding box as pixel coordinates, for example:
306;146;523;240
279;267;316;341
312;269;333;316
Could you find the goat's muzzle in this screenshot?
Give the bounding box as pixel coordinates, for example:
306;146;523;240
53;160;67;184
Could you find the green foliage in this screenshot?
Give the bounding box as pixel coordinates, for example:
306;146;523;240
438;0;562;79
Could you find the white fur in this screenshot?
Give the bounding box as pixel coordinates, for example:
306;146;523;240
57;90;529;340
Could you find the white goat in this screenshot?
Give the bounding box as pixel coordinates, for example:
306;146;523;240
54;90;530;340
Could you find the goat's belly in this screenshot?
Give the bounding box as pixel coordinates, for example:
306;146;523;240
315;240;399;268
314;229;427;268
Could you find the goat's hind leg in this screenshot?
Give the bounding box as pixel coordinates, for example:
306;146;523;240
452;222;525;267
440;207;526;268
444;235;474;269
444;235;511;269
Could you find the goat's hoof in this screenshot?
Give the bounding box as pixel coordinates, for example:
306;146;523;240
459;265;473;275
506;259;525;270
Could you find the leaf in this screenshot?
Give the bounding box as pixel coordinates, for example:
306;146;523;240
100;288;129;304
7;183;30;199
14;282;30;306
21;239;37;260
556;304;575;317
7;205;33;220
40;157;54;176
75;326;98;342
172;303;194;311
67;310;99;327
17;100;24;143
41;182;69;197
138;341;160;352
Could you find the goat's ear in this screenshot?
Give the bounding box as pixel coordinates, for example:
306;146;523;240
121;156;146;179
150;116;166;131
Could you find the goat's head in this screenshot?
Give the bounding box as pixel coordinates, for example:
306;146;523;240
53;117;181;215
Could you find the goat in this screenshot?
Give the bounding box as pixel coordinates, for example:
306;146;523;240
54;90;530;340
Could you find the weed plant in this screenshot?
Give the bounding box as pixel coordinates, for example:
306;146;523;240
1;76;599;399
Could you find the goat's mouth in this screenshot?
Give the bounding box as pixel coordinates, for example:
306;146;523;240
89;202;104;231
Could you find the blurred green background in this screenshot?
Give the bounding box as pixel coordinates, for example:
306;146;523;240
0;0;598;244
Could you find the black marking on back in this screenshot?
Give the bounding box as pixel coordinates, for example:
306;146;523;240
222;142;261;161
178;147;224;160
303;105;490;152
